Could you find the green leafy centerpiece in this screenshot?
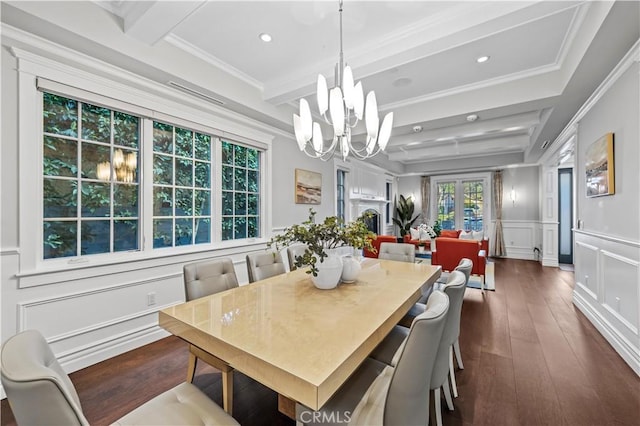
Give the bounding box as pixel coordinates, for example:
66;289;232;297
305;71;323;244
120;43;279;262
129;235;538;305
268;209;376;289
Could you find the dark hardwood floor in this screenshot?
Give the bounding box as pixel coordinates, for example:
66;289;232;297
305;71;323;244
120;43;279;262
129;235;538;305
2;259;639;425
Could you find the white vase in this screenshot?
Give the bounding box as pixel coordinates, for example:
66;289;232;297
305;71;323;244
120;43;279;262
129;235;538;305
341;255;361;283
418;246;425;253
311;252;343;290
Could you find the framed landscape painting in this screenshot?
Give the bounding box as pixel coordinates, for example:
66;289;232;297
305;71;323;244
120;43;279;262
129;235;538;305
585;132;615;197
295;169;321;204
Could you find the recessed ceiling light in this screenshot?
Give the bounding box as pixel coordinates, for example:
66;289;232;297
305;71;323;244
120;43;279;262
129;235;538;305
476;55;490;63
466;114;478;122
259;33;272;43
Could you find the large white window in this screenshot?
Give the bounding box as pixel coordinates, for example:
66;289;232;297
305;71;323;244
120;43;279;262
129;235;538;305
40;90;263;261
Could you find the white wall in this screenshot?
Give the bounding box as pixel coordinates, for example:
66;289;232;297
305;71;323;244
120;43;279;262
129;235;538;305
501;165;542;260
271;135;336;230
571;50;639;374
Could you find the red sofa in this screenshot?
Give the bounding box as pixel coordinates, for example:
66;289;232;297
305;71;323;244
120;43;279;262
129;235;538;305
403;234;431;250
364;235;397;258
431;237;487;282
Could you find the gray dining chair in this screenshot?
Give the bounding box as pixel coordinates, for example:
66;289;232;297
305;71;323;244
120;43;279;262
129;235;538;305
369;270;466;426
286;244;308;271
432;257;472;388
184;257;239;301
1;330;239;426
378;242;415;263
183;257;239;413
296;290;450;425
246;251;286;283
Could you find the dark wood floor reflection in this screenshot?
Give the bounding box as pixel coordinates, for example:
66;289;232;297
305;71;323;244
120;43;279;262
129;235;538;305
2;259;639;425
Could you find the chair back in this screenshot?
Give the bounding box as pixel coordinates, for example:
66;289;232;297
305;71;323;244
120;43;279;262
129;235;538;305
431;270;467;389
455;258;473;284
1;330;89;425
246;251;286;283
384;291;449;425
183;258;239;301
286;244;308;271
378;242;415;263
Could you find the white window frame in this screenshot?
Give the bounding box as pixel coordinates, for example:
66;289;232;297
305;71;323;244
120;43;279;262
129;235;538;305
14;48;273;278
431;173;492;232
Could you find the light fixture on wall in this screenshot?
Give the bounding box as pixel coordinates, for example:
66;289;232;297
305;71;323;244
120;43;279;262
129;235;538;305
97;149;137;183
510;186;517;206
293;0;393;161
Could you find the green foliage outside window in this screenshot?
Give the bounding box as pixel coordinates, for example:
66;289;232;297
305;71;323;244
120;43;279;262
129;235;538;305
152;121;212;248
221;141;260;240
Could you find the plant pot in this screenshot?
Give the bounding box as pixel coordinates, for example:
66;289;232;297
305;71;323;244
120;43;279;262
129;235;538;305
341;255;361;283
311;252;343;290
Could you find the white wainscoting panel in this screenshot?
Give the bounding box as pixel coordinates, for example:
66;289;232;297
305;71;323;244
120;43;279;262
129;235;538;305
573;230;640;375
601;251;639;333
500;220;537;260
575;241;599;300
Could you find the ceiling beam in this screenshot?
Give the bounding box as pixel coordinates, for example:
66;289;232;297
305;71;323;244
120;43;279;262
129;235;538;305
123;1;207;46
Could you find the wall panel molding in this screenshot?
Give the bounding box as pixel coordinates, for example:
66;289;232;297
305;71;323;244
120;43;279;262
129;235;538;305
574;291;640;376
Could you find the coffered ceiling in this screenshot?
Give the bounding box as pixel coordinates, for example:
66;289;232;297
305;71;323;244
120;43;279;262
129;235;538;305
3;1;639;173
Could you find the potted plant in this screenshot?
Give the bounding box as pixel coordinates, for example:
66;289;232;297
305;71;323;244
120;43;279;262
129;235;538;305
268;209;376;289
392;194;420;238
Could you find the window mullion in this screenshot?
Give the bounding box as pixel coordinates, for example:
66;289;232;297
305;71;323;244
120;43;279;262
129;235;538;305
141;118;154;251
213;137;222;242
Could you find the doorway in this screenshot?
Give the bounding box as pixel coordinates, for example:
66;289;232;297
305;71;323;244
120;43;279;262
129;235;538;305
558;168;573;264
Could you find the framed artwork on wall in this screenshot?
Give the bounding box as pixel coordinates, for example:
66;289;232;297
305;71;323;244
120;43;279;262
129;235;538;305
295;168;322;204
585;132;615;197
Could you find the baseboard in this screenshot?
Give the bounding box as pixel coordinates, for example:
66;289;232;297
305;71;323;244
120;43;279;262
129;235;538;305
58;325;170;374
573;291;640;376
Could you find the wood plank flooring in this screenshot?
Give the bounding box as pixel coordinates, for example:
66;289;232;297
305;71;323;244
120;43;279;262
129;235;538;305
2;259;639;425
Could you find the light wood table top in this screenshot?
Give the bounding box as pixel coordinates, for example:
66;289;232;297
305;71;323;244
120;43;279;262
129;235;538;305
159;258;441;411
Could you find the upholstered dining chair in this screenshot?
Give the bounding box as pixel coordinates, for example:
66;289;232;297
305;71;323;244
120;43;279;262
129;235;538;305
378;242;415;263
183;257;239;413
369;271;466;426
295;290;449;425
1;330;239;426
246;251;286;283
286;244;308;271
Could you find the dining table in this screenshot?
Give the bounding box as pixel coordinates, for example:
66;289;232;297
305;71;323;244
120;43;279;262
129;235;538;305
159;257;441;416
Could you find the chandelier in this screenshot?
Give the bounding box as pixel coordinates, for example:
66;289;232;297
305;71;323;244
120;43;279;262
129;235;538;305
293;0;393;161
96;149;137;183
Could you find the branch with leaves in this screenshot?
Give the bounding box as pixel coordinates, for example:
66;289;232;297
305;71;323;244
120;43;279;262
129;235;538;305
268;209;376;276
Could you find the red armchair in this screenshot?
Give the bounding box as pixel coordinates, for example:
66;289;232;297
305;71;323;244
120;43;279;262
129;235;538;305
364;235;398;258
431;237;487;282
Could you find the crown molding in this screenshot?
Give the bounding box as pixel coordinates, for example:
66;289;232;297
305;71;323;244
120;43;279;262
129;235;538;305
164;33;263;91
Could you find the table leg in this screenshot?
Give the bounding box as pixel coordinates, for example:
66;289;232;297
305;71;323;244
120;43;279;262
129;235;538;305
278;394;296;420
222;369;234;415
186;351;197;383
187;344;234;414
